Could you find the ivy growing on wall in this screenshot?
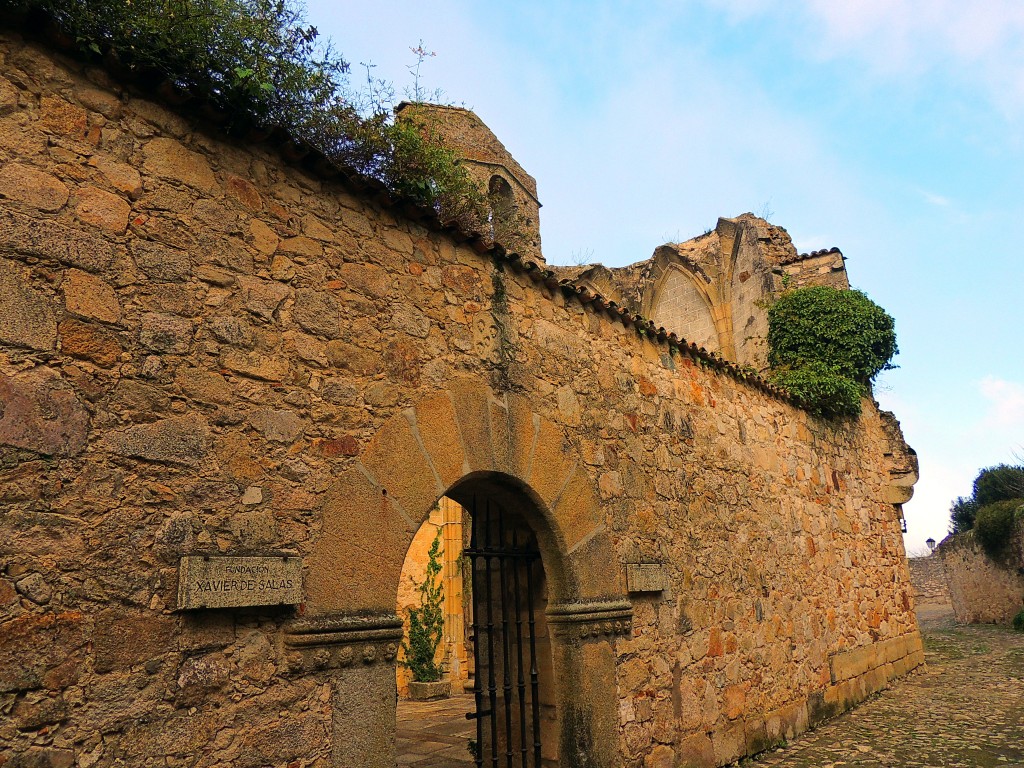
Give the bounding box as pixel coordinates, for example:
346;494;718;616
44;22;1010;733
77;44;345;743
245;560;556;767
766;285;898;419
1;0;487;225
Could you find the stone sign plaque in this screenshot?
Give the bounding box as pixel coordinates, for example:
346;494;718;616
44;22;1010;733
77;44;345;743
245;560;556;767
625;563;666;593
177;555;302;610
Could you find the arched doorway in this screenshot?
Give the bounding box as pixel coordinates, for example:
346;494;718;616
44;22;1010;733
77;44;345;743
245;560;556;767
301;382;628;768
396;476;558;767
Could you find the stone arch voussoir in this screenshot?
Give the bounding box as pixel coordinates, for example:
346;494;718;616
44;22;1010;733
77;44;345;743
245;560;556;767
306;378;619;616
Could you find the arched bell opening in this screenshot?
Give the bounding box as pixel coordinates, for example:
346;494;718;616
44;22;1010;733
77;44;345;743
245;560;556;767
488;174;517;246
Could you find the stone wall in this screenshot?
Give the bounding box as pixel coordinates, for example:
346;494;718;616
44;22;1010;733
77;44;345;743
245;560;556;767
907;555;951;606
0;34;921;768
939;525;1024;624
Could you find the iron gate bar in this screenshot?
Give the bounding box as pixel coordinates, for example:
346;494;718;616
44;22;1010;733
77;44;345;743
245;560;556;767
525;548;541;767
464;497;544;767
512;529;529;768
469;496;484;768
498;507;514;768
484;500;498;768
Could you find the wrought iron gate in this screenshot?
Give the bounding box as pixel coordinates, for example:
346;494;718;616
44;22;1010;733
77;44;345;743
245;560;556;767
465;498;544;767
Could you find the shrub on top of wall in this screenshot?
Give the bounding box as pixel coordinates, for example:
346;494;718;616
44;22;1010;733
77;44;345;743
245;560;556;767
766;286;898;419
973;499;1024;558
947;464;1024;534
0;0;487;225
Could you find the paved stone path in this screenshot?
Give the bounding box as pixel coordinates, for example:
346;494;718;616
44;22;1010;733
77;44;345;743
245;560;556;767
395;610;1024;767
397;692;475;766
751;608;1024;768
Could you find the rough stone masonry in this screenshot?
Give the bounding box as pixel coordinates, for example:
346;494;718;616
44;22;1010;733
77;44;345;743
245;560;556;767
0;31;922;768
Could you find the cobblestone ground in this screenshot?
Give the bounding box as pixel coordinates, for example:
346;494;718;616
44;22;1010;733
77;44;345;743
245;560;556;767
750;608;1024;767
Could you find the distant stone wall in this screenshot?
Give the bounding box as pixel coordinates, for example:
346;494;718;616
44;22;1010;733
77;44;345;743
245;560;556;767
939;525;1024;624
0;33;920;768
782;250;850;291
907;555;951;606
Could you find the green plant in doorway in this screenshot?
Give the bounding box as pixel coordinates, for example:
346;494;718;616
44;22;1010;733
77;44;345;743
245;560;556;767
402;528;445;682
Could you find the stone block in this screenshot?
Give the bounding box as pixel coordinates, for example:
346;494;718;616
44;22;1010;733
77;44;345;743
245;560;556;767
527;417;577;508
175;367;232;405
360;413;440;524
249;408;304;444
89;155;143;197
75;186;131;234
0;611;87;693
305;470;413;613
238;275;290;321
93;608;175;673
143;137;218;193
0;75;18;115
292;288;341;338
132;240;191;282
0;162;69;211
326;340;380;376
280;235;322;258
712;722;746;766
678;732;715;768
177;555;301;609
445;378;493;473
550;466;603;553
626;563;667;593
0;257;57;351
62;268;120;323
107;413;211;466
4;747;74;767
40;95;87;136
15;573;52;604
59;318;122;367
222;350;289;381
744;717;771;755
11;692;68;730
906;630;924;656
340;262;391;298
413;393;467;490
249;218;279;255
214;431;263;484
829;642;879;683
0;208;117;272
225;174;263;210
0;366;89;457
140;312;193;354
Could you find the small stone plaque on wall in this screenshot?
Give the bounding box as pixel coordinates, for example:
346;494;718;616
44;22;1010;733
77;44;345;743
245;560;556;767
625;563;666;593
177;555;302;610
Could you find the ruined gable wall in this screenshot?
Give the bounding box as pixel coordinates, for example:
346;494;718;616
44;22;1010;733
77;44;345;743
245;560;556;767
0;35;920;768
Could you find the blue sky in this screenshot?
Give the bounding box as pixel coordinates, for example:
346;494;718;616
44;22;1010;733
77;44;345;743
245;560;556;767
309;0;1024;553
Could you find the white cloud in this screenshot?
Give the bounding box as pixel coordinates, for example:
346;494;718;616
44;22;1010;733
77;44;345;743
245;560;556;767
705;0;1024;114
979;376;1024;428
920;190;952;208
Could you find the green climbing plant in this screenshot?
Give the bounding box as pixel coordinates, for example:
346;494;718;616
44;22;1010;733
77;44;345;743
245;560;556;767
766;285;897;419
402;528;445;683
